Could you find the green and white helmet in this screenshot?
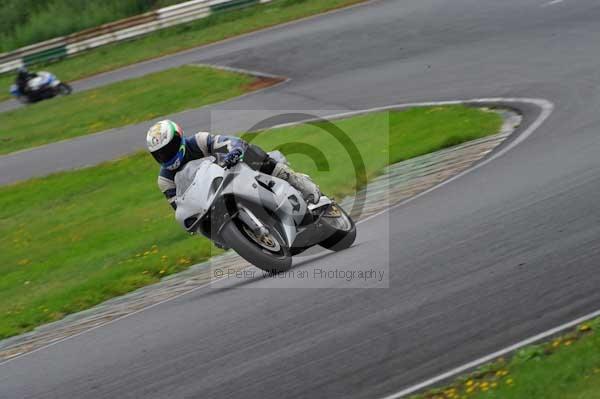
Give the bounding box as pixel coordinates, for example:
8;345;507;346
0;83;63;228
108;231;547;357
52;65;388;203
146;120;186;171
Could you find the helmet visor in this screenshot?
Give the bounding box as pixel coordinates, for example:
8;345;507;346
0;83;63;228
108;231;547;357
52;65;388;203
151;134;182;164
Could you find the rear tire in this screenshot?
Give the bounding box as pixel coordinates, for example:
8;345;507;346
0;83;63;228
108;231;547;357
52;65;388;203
319;204;357;251
221;218;292;273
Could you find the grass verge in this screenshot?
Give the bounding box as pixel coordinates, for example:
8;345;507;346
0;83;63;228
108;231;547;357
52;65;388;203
0;0;367;102
0;65;263;155
413;318;600;399
0;105;501;339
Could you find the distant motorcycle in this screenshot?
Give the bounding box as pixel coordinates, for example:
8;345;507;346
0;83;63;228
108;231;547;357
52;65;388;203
174;151;357;273
10;71;72;104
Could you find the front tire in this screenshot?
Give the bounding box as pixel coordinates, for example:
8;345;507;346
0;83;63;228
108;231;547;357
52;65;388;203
58;83;72;95
221;218;292;273
319;204;357;251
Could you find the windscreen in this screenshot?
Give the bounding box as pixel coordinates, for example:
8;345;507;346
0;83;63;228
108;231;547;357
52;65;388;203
174;158;214;197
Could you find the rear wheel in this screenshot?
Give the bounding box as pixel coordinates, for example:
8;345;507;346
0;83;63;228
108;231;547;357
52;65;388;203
221;217;292;273
319;204;356;251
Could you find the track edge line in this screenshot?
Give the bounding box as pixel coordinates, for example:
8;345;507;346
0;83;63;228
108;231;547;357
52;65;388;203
380;308;600;399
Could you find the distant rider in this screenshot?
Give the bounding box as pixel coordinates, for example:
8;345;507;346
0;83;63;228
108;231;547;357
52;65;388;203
146;120;321;209
15;67;37;95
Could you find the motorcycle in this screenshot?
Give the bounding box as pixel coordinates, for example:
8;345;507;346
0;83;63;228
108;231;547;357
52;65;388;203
10;71;72;104
174;151;356;273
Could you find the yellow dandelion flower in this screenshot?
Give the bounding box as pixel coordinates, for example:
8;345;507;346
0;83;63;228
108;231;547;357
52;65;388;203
466;387;474;394
506;378;514;385
444;388;456;397
565;340;573;346
579;324;591;332
491;382;498;388
465;380;474;387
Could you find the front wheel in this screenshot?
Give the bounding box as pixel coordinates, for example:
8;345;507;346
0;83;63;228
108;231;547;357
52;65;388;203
221;217;292;273
319;204;357;251
57;83;72;95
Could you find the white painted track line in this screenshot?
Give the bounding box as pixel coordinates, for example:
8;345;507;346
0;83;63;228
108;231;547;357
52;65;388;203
542;0;565;7
380;308;600;398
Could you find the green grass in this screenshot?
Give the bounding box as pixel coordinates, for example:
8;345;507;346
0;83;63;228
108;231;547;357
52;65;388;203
0;0;365;101
0;105;502;339
413;318;600;399
243;106;503;199
0;0;184;53
0;65;257;155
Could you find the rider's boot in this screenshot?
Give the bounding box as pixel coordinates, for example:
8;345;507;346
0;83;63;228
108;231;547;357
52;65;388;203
273;163;321;204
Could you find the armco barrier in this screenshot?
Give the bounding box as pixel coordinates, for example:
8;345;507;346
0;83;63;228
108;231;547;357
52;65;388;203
0;36;66;67
210;0;260;12
0;0;272;74
23;46;68;65
66;12;158;44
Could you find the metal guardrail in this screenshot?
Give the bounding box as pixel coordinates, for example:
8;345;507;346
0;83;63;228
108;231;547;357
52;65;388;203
0;0;272;74
210;0;260;12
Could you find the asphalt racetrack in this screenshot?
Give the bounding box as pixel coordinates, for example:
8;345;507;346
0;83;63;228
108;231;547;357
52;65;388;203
2;0;600;398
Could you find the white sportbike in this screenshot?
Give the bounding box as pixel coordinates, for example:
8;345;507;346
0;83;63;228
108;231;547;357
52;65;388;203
175;152;356;273
10;71;72;103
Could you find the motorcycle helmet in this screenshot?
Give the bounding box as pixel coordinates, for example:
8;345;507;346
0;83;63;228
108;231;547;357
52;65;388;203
16;66;29;79
146;120;186;171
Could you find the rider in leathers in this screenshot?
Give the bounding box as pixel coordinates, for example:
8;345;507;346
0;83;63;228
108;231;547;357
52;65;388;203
146;120;321;210
15;67;37;95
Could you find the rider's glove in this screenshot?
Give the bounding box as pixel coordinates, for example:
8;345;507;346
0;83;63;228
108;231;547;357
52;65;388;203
223;148;243;169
